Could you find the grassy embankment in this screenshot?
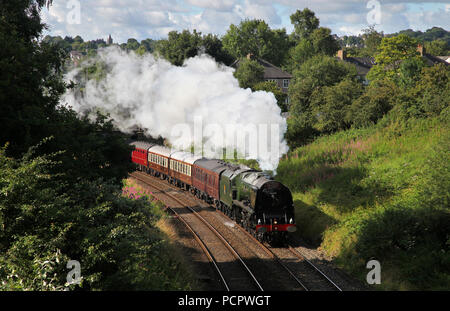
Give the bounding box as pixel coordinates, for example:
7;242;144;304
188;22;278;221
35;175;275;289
276;117;449;290
122;179;202;290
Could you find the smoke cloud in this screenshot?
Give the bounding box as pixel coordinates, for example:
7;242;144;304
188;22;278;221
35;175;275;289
62;47;288;171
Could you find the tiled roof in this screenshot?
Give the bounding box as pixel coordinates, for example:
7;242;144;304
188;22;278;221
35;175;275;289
231;57;292;79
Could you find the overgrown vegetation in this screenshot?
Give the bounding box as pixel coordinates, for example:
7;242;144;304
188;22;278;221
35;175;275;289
0;0;195;290
277;115;449;290
2;2;449;291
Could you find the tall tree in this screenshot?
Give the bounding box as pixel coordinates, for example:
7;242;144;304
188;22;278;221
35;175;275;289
0;0;65;156
156;30;202;66
284;38;315;73
156;30;232;66
286;55;358;146
367;34;422;83
361;26;383;57
290;8;320;42
310;27;340;56
233;58;264;89
424;39;449;56
222;19;289;66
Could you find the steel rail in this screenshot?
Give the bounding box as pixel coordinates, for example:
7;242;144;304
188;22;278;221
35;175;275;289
287;245;343;291
130;171;264;291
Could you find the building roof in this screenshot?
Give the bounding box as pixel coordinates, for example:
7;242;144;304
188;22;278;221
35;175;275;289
422;53;449;66
231;55;292;79
336;50;375;77
437;56;450;63
341;56;375;77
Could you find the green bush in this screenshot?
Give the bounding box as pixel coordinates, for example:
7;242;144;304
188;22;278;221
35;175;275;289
0;143;195;290
277;117;450;289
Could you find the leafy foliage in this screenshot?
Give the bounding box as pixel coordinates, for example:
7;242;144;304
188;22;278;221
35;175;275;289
367;34;421;83
0;0;196;291
233;58;265;89
278;118;450;290
156;29;233;66
289;8;320;42
222;19;290;67
287;55;359;145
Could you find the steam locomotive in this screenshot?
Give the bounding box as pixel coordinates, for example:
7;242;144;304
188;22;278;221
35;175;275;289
130;141;296;241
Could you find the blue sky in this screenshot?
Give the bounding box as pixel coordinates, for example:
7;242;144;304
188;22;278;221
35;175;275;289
41;1;450;43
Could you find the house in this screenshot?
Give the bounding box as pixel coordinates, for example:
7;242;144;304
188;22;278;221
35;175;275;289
437;56;450;63
336;49;375;83
416;44;449;66
230;54;293;94
336;44;448;83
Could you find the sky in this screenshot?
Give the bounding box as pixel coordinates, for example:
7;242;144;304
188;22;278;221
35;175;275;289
41;0;450;43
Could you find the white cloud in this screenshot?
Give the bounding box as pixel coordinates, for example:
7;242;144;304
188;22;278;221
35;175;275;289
40;0;450;41
185;0;236;11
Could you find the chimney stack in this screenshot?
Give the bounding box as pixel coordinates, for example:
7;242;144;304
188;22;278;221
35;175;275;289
337;49;346;60
417;44;425;56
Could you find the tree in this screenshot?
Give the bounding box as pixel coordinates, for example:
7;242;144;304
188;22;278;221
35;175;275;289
233;58;264;89
200;33;234;65
413;64;449;117
156;30;202;66
283;38;314;73
126;38;140;50
424;39;449;56
222;19;290;66
348;78;398;128
140;38;157;53
361;26;383;57
286;55;358;146
0;0;194;291
310;27;340;56
398;57;426;88
310;78;363;132
0;0;66;157
156;30;232;66
290;8;320;42
289;55;358;116
367;34;421;83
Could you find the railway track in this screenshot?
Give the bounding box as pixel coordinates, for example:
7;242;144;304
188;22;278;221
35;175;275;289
285;245;342;291
130;171;263;291
130;171;342;291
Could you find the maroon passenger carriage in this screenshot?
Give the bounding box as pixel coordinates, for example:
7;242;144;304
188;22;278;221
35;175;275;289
169;151;202;190
129;141;296;242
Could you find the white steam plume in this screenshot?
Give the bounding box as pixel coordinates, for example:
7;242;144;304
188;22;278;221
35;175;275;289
62;47;288;171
